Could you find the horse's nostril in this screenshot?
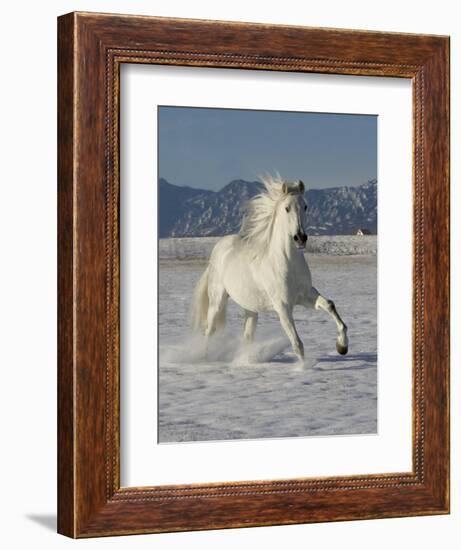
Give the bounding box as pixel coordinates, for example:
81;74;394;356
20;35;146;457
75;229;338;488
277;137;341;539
294;235;299;242
301;234;307;243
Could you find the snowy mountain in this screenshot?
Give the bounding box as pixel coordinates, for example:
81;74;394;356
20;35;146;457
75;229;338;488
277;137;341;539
159;178;377;237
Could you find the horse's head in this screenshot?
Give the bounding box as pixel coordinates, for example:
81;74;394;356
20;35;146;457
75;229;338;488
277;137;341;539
279;180;308;250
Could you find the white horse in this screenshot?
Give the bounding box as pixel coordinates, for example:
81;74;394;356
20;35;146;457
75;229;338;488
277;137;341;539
191;175;348;360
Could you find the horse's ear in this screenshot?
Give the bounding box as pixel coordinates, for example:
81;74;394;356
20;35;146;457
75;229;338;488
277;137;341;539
282;183;288;194
298;180;305;193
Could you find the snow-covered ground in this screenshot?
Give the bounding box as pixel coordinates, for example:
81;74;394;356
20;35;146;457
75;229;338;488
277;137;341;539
160;235;377;261
158;237;377;443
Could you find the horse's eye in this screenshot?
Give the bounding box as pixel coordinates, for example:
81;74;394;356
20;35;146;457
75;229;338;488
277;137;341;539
285;206;290;213
304;205;307;211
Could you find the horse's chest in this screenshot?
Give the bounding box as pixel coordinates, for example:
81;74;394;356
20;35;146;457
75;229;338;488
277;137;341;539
286;271;309;300
265;262;311;303
223;251;311;312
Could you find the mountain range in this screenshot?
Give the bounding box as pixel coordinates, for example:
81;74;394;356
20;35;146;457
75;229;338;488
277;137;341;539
159;178;377;237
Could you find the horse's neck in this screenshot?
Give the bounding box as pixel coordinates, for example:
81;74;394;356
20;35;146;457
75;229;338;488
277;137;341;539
267;230;304;267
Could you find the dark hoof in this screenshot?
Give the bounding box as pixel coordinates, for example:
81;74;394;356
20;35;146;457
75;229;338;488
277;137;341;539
336;342;348;355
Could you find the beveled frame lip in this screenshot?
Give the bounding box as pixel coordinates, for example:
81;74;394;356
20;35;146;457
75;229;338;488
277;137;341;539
57;11;450;538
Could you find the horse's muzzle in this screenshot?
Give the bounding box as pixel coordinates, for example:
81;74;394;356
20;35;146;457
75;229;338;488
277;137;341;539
294;232;308;248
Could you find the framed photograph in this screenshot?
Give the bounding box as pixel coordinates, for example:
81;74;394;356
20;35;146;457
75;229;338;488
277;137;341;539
58;12;450;538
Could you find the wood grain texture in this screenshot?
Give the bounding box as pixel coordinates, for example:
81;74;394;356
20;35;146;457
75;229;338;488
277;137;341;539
57;12;75;538
57;12;450;538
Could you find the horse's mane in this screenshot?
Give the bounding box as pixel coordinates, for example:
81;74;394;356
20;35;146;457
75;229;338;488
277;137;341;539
239;174;297;257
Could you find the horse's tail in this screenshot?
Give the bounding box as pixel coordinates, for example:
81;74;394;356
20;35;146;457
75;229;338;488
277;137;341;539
191;265;210;332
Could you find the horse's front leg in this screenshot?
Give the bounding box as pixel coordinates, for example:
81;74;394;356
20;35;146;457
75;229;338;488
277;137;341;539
274;303;304;359
308;287;348;355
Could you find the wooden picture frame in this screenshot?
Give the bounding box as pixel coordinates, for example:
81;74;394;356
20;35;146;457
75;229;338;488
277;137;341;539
57;12;450;538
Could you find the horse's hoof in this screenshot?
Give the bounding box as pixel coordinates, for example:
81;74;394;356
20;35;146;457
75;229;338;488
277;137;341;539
336;342;348;355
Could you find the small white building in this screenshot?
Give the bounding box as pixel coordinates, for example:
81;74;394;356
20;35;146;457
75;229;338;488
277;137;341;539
356;228;371;236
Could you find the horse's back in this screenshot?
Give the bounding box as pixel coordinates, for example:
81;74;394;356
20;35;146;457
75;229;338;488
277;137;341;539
209;234;238;258
208;234;239;271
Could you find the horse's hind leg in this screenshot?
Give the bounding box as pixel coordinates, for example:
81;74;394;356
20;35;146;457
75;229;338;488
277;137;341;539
308;287;348;355
205;282;228;339
243;310;258;342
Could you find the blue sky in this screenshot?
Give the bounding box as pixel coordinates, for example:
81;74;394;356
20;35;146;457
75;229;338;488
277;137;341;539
158;106;377;191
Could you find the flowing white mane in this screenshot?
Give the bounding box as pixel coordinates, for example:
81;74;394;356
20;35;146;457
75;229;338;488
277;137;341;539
240;174;299;255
